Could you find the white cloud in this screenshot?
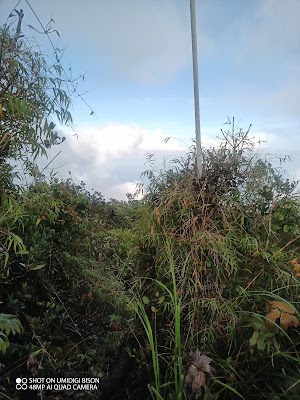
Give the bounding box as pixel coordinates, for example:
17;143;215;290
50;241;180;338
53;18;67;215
41;123;187;200
67;123;187;158
35;121;299;200
107;181;143;201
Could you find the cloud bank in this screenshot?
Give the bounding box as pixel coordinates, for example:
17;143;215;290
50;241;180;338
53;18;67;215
41;123;188;200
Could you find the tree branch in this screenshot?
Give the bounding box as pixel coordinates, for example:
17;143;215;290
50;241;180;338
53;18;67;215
10;9;24;53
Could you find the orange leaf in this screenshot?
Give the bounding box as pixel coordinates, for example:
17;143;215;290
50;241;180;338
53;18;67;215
280;312;300;331
291;258;299;266
265;309;281;331
267;300;295;315
291;315;300;328
280;313;292;331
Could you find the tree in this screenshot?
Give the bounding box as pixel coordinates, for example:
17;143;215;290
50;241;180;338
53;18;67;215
0;8;88;179
0;7;91;364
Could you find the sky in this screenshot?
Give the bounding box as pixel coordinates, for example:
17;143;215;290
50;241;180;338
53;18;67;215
0;0;299;200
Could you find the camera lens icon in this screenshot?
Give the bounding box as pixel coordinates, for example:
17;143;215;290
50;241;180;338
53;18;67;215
16;378;28;390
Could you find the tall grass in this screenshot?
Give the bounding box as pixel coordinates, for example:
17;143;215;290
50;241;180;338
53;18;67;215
130;121;300;398
130;236;184;399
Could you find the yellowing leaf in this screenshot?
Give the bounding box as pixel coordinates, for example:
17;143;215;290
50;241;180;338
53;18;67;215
249;330;259;347
151;306;157;313
0;103;2;118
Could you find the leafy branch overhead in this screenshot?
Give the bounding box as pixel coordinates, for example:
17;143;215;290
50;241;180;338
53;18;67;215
0;313;22;354
0;6;94;169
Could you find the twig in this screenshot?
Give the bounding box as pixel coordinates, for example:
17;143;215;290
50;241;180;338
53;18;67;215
40;150;61;175
10;9;24;53
264;207;274;252
0;1;22;71
271;235;300;259
244;269;264;292
25;0;96;117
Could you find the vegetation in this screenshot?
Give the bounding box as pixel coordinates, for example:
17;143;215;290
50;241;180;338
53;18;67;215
1;6;300;400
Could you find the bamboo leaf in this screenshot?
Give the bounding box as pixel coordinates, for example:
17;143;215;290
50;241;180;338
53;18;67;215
28;263;46;271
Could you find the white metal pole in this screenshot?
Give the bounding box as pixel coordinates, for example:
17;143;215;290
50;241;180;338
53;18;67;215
190;0;202;178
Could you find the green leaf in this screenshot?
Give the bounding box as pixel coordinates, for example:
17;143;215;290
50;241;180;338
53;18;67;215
249;330;259;347
142;296;149;305
283;225;289;233
4;252;9;268
0;332;10;354
257;331;266;351
239;314;264;330
28;263;46;271
0;314;22;336
17;250;28;255
278;213;285;221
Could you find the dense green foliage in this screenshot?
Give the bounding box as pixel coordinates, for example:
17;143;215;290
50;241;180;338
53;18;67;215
1;8;300;400
1;122;299;400
136;123;300;399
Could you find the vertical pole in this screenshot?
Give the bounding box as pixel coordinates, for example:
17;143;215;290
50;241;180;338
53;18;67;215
190;0;202;178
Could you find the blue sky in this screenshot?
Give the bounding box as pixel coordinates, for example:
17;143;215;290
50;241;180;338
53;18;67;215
1;0;299;199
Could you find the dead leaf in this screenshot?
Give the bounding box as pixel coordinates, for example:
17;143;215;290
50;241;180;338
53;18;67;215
184;350;214;399
192;372;204;397
154;207;160;222
108;322;122;332
226;373;236;383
